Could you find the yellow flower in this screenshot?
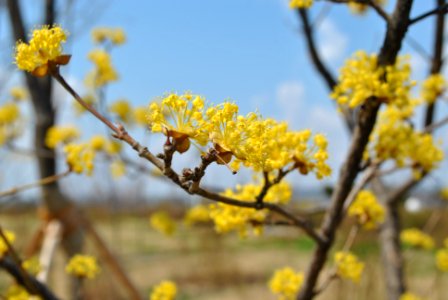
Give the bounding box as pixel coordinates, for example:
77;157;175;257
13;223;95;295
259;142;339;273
421;73;446;104
64;143;96;175
22;256;41;276
149;212;176;236
134;106;148;125
9;87;28;101
149;280;177;300
436;248;448;272
65;254;100;279
86;49;118;87
184;205;211;226
14;25;70;76
0;230;15;258
92;27;126;45
105;140;122;155
110;160;126;178
348;0;387;15
334;251;364;283
400;228;434;250
109;99;132;123
289;0;313;9
0;103;20;124
399;292;423;300
45;125;80;149
147;93;209;153
331;51;414;108
441;187;448;201
348;190;385;229
209;181;291;237
268;267;304;300
89;135;107;151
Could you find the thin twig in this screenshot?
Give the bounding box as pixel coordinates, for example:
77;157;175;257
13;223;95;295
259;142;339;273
409;3;448;25
0;169;71;199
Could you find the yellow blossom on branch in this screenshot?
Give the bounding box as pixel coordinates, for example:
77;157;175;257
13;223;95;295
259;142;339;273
149;280;177;300
64;143;95;175
268;267;304;300
209;181;291;237
331;51;414;108
348;190;385;229
334;251;364;283
400;228;434;250
65;254;100;279
149;211;176;236
22;256;41;276
91;27;126;45
14;25;70;76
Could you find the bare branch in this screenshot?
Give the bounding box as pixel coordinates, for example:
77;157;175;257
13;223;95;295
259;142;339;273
409;3;448;25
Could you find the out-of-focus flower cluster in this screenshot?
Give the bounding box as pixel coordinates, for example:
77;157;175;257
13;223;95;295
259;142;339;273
400;228;434;250
348;0;387;15
436;238;448;272
348;190;385;230
147;93;331;176
65;254;100;279
91;27;126;45
5;285;41;300
149;280;177;300
85;49;118;88
400;293;423;300
0;102;21;146
331;51;414;108
209;181;292;238
268;267;304;300
366;105;444;178
149;211;176;236
334;251;364;283
184;205;211;226
421;73;446;104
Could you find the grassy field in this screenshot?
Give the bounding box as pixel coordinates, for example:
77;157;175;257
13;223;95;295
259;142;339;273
1;208;448;299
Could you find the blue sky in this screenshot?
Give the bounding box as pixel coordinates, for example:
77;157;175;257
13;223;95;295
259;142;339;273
0;0;447;201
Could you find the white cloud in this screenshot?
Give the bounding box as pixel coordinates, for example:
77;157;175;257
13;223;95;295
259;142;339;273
276;80;305;124
318;19;348;63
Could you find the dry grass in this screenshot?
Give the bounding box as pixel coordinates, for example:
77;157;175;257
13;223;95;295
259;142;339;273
0;208;448;299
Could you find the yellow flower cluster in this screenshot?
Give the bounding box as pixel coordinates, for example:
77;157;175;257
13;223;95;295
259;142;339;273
149;280;177;300
348;0;386;15
421;73;446;104
400;228;434;250
400;293;423;300
64;143;95;175
147;93;331;176
334;251;364;283
45;125;80;149
289;0;313;9
0;103;21;146
331;51;414;108
110;160;126;178
366;105;444;175
348;190;385;229
268;267;304;300
15;25;69;76
149;211;176;236
109;99;133;123
209;181;291;237
22;256;41;276
5;285;41;300
65;254;100;279
10;87;28;101
0;230;15;258
184;205;211;226
91;27;126;45
134;106;148;125
86;49;118;87
441;187;448;201
436;248;448;272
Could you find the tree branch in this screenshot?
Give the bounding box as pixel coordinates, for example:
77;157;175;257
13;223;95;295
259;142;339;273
409;3;448;25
